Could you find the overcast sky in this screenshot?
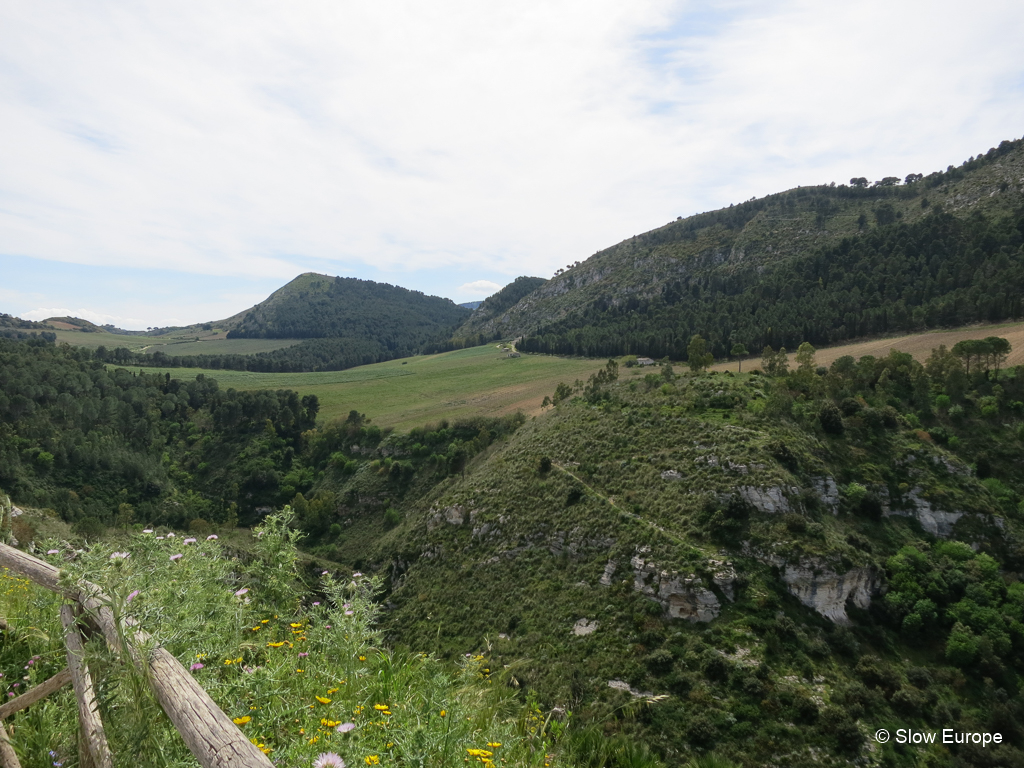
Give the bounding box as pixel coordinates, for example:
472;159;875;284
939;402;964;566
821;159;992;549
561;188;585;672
2;1;1023;329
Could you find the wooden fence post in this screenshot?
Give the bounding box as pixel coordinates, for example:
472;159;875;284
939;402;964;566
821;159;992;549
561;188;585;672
0;543;273;768
61;605;113;768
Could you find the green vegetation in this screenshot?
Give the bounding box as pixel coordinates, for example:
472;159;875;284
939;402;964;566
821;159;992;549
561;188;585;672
1;510;582;767
146;344;608;429
521;207;1024;361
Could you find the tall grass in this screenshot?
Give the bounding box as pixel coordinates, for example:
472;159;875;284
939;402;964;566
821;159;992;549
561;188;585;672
1;511;580;767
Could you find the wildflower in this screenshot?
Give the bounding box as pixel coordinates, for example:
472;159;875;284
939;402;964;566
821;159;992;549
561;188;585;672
313;601;320;606
109;552;129;560
296;669;304;673
190;663;204;671
373;704;389;712
126;590;140;603
290;623;303;628
170;553;183;561
143;529;153;533
322;570;329;575
184;538;197;545
157;536;164;540
321;718;341;727
487;742;502;748
47;549;59;555
235;588;249;597
316;696;332;704
313;754;346;768
439;710;446;717
358;655;366;661
207;534;218;540
167;532;175;538
467;749;494;758
345;611;354;616
353;572;363;577
364;757;379;766
327;688;339;694
298;652;308;658
261;619;269;624
336;722;356;733
232;715;251;725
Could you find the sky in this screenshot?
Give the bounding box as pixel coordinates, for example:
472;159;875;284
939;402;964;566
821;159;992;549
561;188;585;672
2;1;1023;330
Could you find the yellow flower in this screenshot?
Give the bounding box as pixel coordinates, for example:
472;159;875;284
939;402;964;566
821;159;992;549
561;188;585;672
260;619;269;624
232;716;251;725
364;757;380;766
316;696;332;704
224;659;233;665
439;710;446;717
267;641;285;648
374;704;389;711
321;718;341;727
467;749;493;758
358;655;366;661
487;742;502;748
296;669;304;673
290;622;303;628
327;688;339;694
234;657;243;663
250;626;260;632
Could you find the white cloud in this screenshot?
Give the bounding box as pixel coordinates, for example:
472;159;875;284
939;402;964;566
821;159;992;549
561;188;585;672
1;1;1023;326
456;280;503;297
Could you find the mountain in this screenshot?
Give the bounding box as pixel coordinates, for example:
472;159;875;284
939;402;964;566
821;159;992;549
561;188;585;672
458;300;483;310
221;272;469;340
476;138;1024;358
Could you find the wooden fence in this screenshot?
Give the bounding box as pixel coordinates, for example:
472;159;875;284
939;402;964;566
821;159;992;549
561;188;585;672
0;542;274;768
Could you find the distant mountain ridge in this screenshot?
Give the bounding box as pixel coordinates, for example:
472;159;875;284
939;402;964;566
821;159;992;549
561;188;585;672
477;136;1024;358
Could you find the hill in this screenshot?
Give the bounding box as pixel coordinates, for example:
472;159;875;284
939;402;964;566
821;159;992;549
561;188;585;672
473;138;1024;359
452;276;547;343
3;328;1024;765
220;272;469;341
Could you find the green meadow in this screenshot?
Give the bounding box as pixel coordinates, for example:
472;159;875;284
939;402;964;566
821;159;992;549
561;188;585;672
52;328;300;356
146;344;609;430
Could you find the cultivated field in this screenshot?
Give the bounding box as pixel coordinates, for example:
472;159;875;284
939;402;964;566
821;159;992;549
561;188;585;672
148;344;608;430
710;320;1024;373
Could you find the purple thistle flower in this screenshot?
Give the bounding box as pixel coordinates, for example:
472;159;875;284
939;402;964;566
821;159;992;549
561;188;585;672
336;722;356;733
166;532;175;538
184;538;197;545
234;587;249;597
298;652;308;658
143;529;153;534
126;590;140;603
344;610;353;616
170;553;183;561
313;753;346;768
312;601;320;606
207;534;218;540
47;549;59;555
190;662;204;671
110;552;129;559
352;572;363;577
321;570;329;575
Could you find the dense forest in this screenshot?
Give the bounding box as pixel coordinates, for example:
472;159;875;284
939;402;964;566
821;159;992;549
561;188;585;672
520;207;1024;359
0;336;519;539
225;274;469;341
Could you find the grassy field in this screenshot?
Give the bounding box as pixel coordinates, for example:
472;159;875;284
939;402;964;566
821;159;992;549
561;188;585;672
52;328;301;356
710;320;1024;373
148;344;609;430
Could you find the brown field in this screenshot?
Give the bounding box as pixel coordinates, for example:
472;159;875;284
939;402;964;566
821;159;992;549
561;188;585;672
711;321;1024;373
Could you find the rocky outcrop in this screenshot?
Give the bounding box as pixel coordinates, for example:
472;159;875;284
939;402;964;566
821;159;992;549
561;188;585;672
426;505;469;531
572;619;599;636
738;486;797;514
884;487;963;538
811;476;840;514
599;560;617;586
778;560;882;625
629;553;737;622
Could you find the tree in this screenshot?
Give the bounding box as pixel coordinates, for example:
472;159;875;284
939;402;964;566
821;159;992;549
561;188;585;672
983;336;1011;372
795;341;816;374
850;177;869;188
687;335;713;372
761;346;789;377
730;342;748;373
905;173;923;184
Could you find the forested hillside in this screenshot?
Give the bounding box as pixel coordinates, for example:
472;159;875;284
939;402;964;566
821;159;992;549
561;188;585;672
4;327;1024;765
224;273;469;341
493;137;1024;358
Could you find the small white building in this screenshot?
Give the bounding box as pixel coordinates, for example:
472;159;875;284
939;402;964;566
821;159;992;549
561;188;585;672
636;357;655;366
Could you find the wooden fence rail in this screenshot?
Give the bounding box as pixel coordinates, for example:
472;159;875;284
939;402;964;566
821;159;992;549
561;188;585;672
0;542;273;768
